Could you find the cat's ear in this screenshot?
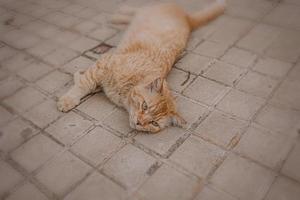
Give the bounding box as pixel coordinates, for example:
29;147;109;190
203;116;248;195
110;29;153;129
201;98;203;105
170;113;187;128
146;77;164;93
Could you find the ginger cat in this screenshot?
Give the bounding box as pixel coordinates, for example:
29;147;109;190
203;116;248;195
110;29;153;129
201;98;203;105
57;0;226;133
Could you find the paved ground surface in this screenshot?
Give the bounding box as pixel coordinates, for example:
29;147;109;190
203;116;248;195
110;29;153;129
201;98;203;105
0;0;300;199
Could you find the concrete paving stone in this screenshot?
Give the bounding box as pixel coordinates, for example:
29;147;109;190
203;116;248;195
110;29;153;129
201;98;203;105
170;136;225;178
0;68;8;81
62;4;85;15
102;144;157;189
43;47;79;67
1;29;25;46
193;40;229;58
62;56;95;74
183;76;228;106
175;94;208;128
71;126;123;166
88;26;118;41
270;79;300;110
23;99;62;128
43;11;82;28
236;71;279;98
1;52;36;72
0;105;15;126
11;134;62;172
35;151;91;196
6;13;35;27
17;61;53;82
50;30;81;46
254;104;300;137
134;127;186;157
265;29;300;63
11;32;42;50
287;62;300;82
27;40;60;58
90;13;109;24
264;3;300;31
185;35;202;51
237;24;282;54
221;47;257;68
167;68;196;93
138;164;201;200
36;70;71;93
5;182;48;200
207;16;255;45
226;0;274;20
0;76;23;99
194;185;238;200
105;32;123;47
0;160;23;197
265;176;300;200
32;23;61;39
175;53;213;75
103;108;132;136
211;154;275;200
252;57;293;79
75;7;98;19
90;0;123;12
46;111;93;145
217;89;265;120
281;140;300;182
234;126;293;169
195;110;247;149
0;46;18;61
77;93;116;121
203;61;246;86
64;171;126;200
0;118;38;153
68;36;99;52
22;3;53;18
3;87;46;113
72;20;99;35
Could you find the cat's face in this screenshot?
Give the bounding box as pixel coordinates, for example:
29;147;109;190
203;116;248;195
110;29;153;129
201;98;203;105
128;78;186;133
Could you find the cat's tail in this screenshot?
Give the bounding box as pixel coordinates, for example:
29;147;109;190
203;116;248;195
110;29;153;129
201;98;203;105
187;0;226;30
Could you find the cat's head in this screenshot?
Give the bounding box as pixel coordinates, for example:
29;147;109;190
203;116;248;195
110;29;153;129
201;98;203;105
128;77;186;133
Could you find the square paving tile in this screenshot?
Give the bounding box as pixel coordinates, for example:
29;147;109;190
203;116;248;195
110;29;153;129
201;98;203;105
236;71;279;98
5;182;48;200
77;94;116;121
194;186;237;200
195;110;247;149
193;40;229;58
3;87;46;113
64;172;126;200
252;57;292;79
175;53;213;75
46;112;93;145
72;127;123;166
254;104;300;137
0;76;23;99
170;136;225;178
103;108;132;136
17;61;53;82
211;154;275;200
203;61;246;86
0;118;38;153
36;70;71;94
23;99;62;128
62;56;94;74
0;160;23;196
183;76;228;106
234;126;293;169
35;151;91;196
102;144;156;189
167;68;196;93
221;47;257;68
217;89;265;120
0;105;15;126
11;134;62;172
134;127;186;157
138;164;201;200
43;47;79;67
265;176;300;200
281;140;300;182
2;52;36;72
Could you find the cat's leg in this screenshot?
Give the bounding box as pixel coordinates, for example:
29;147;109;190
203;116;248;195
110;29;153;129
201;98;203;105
57;64;101;112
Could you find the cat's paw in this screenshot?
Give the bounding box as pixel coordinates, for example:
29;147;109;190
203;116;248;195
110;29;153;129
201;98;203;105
57;96;80;112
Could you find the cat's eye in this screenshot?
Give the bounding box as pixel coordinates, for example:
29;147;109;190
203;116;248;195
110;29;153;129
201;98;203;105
151;121;159;127
142;101;148;111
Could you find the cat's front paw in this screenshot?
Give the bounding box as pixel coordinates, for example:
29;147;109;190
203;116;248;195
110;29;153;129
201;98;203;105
57;96;80;112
